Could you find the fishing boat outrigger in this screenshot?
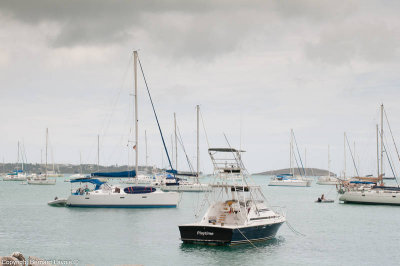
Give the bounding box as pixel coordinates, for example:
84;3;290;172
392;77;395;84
179;148;285;245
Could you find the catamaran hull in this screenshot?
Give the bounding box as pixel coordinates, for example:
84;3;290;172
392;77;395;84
340;191;400;205
268;180;311;187
66;192;179;208
179;222;284;245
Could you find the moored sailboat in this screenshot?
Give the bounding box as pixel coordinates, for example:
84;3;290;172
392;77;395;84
317;145;338;185
28;128;56;185
269;129;311;187
339;104;400;205
52;51;179;208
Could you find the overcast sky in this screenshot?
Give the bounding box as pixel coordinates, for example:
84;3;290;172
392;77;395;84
1;0;400;175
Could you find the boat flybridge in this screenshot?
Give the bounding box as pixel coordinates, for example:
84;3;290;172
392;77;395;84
179;148;285;245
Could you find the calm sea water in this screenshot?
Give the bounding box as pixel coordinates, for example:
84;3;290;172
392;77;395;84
1;175;400;266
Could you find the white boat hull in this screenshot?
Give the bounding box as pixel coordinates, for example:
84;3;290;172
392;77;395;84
2;176;27;181
268;179;311;187
339;190;400;205
28;179;56;185
316;180;338;185
161;184;211;192
66;191;179;208
316;176;338;185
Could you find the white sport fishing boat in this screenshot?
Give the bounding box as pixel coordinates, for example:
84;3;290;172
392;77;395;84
179;148;285;245
268;129;311;187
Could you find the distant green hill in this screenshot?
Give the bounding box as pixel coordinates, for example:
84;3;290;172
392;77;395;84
253;168;336;177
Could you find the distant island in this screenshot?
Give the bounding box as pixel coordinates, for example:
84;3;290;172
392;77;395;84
253;168;336;177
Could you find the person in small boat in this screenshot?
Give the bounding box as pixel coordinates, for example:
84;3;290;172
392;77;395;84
321;194;325;200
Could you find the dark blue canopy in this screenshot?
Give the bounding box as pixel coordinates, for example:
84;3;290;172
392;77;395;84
70;178;106;190
91;170;136;178
350;181;375;184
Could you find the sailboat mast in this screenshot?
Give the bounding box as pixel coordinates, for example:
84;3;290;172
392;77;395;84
380;104;384;178
145;130;148;166
304;148;307;177
328;145;330;178
196;105;200;178
17;141;20;172
134;51;139;176
377;124;380;177
80;152;82;175
97;134;100;171
353;141;356;176
290;129;293;176
344;132;346;178
45;128;48;177
174;113;178;171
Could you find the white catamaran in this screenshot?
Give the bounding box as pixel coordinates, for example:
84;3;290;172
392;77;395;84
49;51;179;208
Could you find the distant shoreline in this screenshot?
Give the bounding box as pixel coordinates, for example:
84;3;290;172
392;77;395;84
253;168;336;177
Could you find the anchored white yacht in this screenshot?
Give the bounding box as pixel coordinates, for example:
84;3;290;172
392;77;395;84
268;130;311;187
28;128;56;185
63;178;179;208
179;148;285;245
317;145;338;185
339;104;400;205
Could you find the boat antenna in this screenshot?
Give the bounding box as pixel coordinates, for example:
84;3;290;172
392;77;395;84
136;53;174;173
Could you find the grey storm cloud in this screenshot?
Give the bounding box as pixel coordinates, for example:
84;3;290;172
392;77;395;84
0;0;379;60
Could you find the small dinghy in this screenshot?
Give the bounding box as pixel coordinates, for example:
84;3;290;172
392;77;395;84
315;199;334;203
48;197;67;207
315;194;334;203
